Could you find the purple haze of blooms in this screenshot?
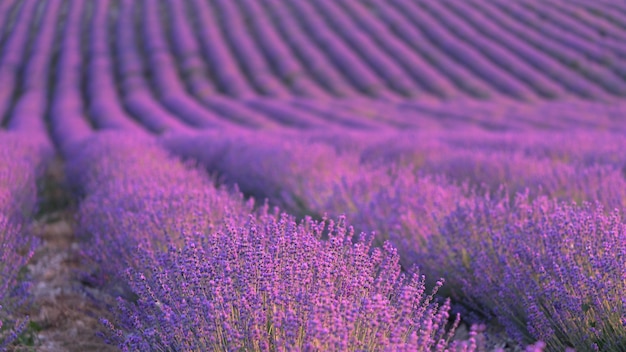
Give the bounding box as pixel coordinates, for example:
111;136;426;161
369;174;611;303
162;130;361;218
0;133;48;349
417;194;626;351
102;214;474;351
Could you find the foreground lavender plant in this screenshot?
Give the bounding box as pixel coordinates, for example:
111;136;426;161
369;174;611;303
103;215;474;351
418;194;626;351
0;133;47;349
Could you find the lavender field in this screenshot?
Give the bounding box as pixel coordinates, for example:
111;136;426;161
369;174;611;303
1;0;625;351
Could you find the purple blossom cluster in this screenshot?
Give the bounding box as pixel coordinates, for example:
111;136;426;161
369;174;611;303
102;214;471;351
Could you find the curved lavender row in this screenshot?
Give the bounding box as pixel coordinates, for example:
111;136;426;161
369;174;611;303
87;0;145;132
161;0;225;103
196;95;283;129
312;0;426;98
420;0;567;100
417;196;626;350
244;98;335;130
367;1;495;99
287;98;395;130
389;0;535;100
187;0;256;98
140;0;232;129
448;1;609;100
260;129;626;349
260;0;360;97
337;0;460;99
287;1;394;98
161;0;217;96
114;0;191;134
235;0;331;99
50;0;94;152
491;0;626;97
0;133;50;349
6;0;62;139
0;0;38;125
212;0;291;97
327;99;445;129
162;130;360;217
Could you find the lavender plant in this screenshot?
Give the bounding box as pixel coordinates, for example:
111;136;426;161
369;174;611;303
0;133;47;349
102;215;474;351
418;194;626;351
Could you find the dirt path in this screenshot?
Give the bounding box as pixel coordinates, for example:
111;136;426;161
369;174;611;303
15;159;117;352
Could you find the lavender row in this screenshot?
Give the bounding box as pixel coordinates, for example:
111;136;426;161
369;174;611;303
0;0;39;125
66;132;469;351
0;133;51;349
50;0;94;152
5;0;61;139
87;0;145;132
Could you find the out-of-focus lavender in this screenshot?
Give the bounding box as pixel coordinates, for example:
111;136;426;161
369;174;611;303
102;215;473;351
162;130;361;218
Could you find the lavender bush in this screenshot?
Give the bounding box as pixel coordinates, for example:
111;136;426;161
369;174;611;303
102;215;474;351
418;194;626;350
0;133;47;349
